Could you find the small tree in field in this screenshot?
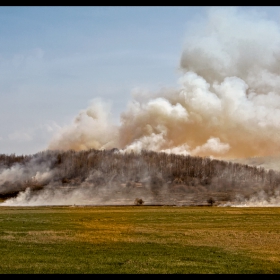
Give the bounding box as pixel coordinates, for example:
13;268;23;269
134;198;144;206
207;197;215;206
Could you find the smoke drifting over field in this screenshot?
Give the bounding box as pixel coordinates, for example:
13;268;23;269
222;190;280;207
49;7;280;159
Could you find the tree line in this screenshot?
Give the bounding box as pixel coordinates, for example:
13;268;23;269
0;149;279;196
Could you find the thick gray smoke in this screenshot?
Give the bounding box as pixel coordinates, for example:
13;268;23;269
0;155;54;194
48;7;280;160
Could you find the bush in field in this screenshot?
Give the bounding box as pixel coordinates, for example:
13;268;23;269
134;198;144;205
207;197;215;206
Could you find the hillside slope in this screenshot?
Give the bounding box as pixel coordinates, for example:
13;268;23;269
0;150;280;206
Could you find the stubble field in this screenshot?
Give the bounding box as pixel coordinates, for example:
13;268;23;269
0;205;280;273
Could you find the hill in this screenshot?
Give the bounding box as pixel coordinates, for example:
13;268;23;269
0;149;280;206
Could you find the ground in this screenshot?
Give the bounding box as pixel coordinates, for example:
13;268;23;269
0;206;280;273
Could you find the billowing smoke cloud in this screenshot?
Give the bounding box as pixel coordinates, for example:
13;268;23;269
48;99;118;151
0;154;55;194
47;7;280;160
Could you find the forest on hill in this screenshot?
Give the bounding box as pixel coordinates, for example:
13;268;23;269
0;149;279;206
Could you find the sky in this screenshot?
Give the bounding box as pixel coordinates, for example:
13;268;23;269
1;6;280;156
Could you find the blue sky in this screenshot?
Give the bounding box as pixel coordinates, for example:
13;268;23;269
1;6;280;155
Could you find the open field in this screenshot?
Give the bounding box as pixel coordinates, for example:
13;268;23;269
0;206;280;273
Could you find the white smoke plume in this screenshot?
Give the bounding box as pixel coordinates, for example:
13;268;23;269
221;189;280;207
0;154;55;194
47;7;280;160
1;186;130;207
1;171;168;207
48;98;118;151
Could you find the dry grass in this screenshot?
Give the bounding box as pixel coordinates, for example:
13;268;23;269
72;207;280;263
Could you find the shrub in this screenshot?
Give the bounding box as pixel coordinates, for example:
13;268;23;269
134;198;144;206
207;197;215;206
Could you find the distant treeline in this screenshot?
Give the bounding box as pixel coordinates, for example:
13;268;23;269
0;149;279;199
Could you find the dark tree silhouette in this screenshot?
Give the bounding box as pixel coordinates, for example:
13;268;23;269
134;198;144;205
207;197;215;206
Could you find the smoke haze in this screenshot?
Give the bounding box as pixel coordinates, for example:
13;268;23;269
3;7;280;207
1;149;280;207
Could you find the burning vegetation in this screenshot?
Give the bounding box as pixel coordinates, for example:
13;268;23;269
1;149;280;206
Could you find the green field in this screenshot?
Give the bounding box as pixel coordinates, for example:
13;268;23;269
0;206;280;273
